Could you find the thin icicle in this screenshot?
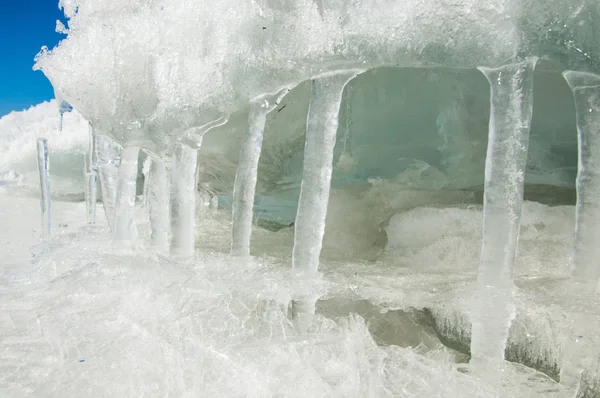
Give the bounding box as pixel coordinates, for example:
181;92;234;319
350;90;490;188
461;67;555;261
36;138;51;240
113;146;140;244
170;142;197;260
231;88;289;257
470;58;537;367
291;70;360;328
85;123;98;224
96;135;123;231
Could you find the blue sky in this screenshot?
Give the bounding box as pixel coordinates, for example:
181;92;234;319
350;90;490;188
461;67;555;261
0;1;68;117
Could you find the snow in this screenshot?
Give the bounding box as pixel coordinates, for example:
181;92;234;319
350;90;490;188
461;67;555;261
0;185;576;397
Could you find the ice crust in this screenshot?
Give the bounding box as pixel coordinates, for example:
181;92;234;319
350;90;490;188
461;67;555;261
36;0;600;152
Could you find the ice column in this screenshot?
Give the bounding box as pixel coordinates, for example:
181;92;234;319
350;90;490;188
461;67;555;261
231;89;288;257
470;59;537;365
96;135;122;231
145;154;170;252
170;142;198;260
113;146;140;243
563;71;600;281
36;138;51;240
291;70;359;326
559;71;600;392
85;123;98;224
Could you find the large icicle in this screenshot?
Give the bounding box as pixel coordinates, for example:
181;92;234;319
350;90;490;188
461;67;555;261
145;154;170;253
168;118;227;260
170;142;197;260
85;123;98;224
231;89;288;257
563;71;600;281
469;59;537;366
96;135;123;231
559;71;600;393
291;70;359;327
36;137;51;240
113;146;140;244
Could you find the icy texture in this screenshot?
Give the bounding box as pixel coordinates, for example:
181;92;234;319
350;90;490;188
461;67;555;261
36;138;51;239
563;71;600;281
470;60;537;365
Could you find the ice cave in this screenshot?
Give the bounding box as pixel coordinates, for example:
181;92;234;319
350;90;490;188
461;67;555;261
2;0;600;396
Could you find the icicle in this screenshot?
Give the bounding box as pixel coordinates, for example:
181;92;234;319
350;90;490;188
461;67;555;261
562;71;600;281
146;154;170;252
231;88;289;257
58;113;64;132
559;71;600;393
168;117;227;260
85;123;98;224
469;58;537;366
170;142;197;260
291;70;359;328
36;138;51;240
113;146;140;244
96;135;122;231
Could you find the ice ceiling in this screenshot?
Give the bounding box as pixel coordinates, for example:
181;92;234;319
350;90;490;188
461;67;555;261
36;0;598;149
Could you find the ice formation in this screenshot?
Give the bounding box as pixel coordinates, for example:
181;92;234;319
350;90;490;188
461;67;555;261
2;0;600;396
36;137;51;239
